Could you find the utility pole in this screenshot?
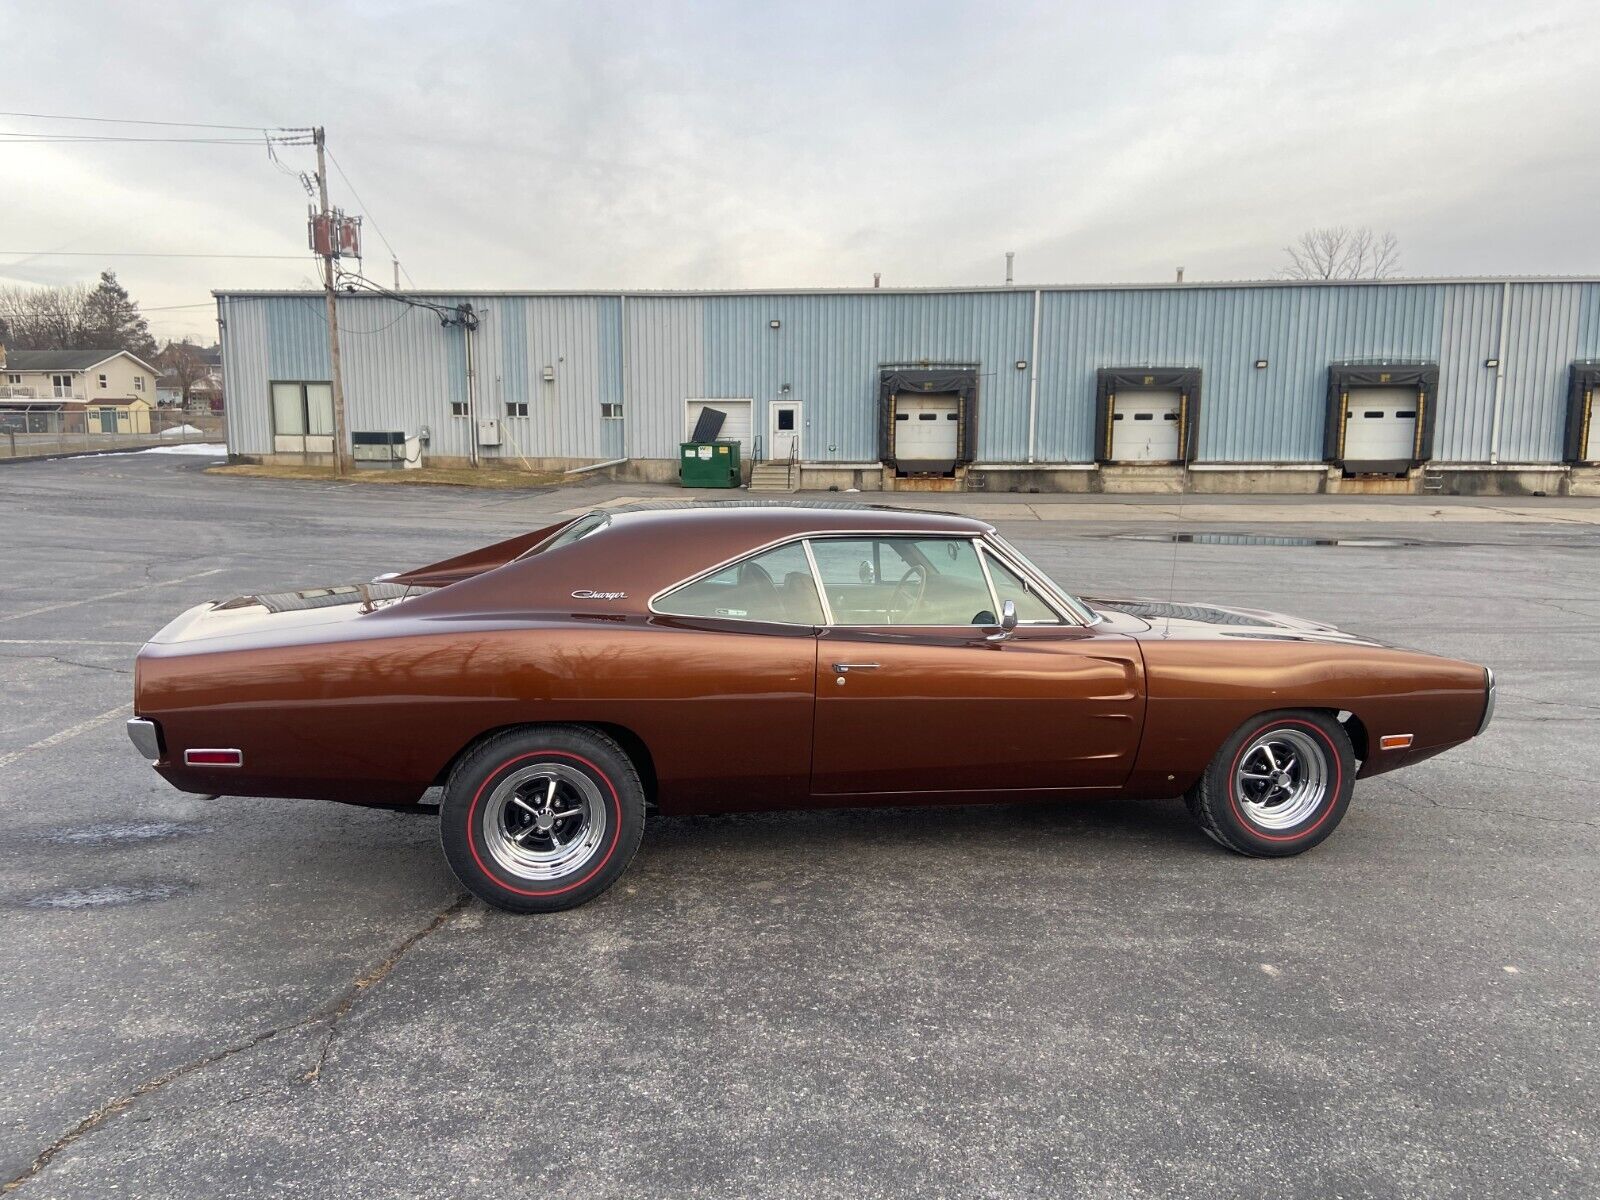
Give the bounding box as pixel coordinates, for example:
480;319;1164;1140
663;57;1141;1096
313;126;351;475
393;258;401;290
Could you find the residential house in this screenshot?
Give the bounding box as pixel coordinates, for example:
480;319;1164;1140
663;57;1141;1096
0;347;158;433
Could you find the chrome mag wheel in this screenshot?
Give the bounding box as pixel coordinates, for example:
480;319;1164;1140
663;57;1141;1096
480;762;608;881
1234;727;1328;830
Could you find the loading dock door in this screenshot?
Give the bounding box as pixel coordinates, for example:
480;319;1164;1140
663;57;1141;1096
685;399;754;461
1341;387;1418;475
892;392;960;474
1109;390;1182;462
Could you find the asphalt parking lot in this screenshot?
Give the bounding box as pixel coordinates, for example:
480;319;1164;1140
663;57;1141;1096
1;452;1596;1198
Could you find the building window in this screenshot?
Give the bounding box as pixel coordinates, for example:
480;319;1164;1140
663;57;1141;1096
4;374;19;385
134;376;145;392
270;381;335;452
450;401;469;417
506;401;528;418
98;374;109;389
601;403;623;420
51;373;73;398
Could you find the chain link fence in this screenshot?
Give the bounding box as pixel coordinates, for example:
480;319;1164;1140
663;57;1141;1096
0;409;227;460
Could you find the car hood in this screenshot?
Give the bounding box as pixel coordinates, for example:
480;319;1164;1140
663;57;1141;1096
1083;596;1387;647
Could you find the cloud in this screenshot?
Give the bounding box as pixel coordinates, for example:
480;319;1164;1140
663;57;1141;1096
3;0;1597;341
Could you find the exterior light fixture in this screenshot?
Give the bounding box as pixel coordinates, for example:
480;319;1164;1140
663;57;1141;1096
769;319;781;330
1254;360;1269;369
1484;358;1500;369
541;365;555;382
1015;360;1028;370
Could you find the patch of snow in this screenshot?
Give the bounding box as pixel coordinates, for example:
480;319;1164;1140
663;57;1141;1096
158;423;204;437
140;442;228;456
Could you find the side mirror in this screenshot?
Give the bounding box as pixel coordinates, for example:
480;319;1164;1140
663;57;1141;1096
987;599;1018;641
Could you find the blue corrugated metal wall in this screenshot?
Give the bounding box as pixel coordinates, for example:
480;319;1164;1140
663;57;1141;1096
219;281;1600;466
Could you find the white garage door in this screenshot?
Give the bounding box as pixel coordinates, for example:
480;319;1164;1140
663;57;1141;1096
1109;390;1182;462
1342;387;1417;470
685;399;753;459
893;392;960;474
1586;395;1600;462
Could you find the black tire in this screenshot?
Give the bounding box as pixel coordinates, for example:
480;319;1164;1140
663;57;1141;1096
1185;710;1355;857
440;725;645;913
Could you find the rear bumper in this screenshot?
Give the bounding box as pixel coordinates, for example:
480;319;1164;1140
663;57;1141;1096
126;717;162;763
1478;667;1496;735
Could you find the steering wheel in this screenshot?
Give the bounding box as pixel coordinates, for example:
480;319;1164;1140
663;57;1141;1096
888;564;928;622
736;560;779;606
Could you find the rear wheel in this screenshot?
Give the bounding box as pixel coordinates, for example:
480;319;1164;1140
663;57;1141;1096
1185;710;1354;857
440;726;645;913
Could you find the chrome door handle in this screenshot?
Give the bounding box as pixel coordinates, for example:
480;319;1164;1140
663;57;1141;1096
831;662;881;672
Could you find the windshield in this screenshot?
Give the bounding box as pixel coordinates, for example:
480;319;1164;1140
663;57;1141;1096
985;534;1096;624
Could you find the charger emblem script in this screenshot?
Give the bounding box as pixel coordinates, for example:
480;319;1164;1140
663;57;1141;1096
572;590;627;600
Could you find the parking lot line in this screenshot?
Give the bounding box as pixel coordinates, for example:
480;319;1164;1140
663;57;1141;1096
0;702;132;771
0;567;227;623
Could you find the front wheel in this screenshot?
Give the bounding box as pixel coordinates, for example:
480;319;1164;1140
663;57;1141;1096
440;726;645;913
1185;710;1354;857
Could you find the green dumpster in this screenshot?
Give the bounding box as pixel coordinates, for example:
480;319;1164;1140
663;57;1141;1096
679;441;740;488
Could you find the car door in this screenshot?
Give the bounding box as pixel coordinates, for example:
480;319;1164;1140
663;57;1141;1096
648;538;824;811
808;536;1145;799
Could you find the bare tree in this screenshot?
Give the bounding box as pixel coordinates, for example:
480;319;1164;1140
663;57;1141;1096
1280;226;1401;280
157;340;208;408
0;282;92;349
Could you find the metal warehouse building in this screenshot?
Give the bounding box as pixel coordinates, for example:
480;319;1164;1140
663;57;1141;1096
216;278;1600;495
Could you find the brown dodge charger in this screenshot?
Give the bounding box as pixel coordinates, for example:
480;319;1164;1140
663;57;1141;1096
129;501;1493;913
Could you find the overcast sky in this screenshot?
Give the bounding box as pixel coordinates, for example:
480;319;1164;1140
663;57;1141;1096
5;0;1599;342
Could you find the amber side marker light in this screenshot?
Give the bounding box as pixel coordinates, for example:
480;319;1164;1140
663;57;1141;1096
185;749;244;767
1378;734;1414;751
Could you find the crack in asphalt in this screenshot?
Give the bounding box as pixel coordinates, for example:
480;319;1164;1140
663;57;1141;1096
0;653;132;676
2;893;470;1194
299;894;472;1084
1386;776;1600;829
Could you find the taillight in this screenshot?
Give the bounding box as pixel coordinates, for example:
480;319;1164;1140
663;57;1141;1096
184;749;243;767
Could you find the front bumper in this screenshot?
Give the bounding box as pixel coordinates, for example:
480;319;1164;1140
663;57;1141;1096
127;717;162;763
1477;667;1496;736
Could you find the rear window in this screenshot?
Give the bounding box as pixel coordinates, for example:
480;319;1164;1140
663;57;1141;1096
527;512;611;556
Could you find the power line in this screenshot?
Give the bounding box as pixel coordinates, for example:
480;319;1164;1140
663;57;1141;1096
0;132;311;146
0;251;310;260
0;110;310;132
327;149;414;288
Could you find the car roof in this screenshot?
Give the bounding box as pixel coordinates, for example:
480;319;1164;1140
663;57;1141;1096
591;499;991;538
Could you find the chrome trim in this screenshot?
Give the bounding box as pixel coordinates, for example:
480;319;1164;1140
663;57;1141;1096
802;538;835;626
980;534;1094;626
977;543;1071;626
1477;667;1496;735
126;718;161;763
973;541;1006;623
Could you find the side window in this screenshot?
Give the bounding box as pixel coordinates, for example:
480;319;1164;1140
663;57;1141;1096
982;551;1062;623
656;542;823;625
808;537;995;626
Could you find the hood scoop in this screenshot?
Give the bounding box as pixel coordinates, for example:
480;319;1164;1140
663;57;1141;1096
1091;599;1287;628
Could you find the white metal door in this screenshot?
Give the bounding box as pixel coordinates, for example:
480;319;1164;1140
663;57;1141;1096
685;399;753;459
892;393;959;473
1586;394;1599;461
769;401;801;460
1342;387;1417;468
1109;390;1181;462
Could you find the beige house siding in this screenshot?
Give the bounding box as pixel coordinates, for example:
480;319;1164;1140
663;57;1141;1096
0;353;154;402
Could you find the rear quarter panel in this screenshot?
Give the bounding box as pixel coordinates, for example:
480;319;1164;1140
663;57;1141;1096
139;613;817;810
